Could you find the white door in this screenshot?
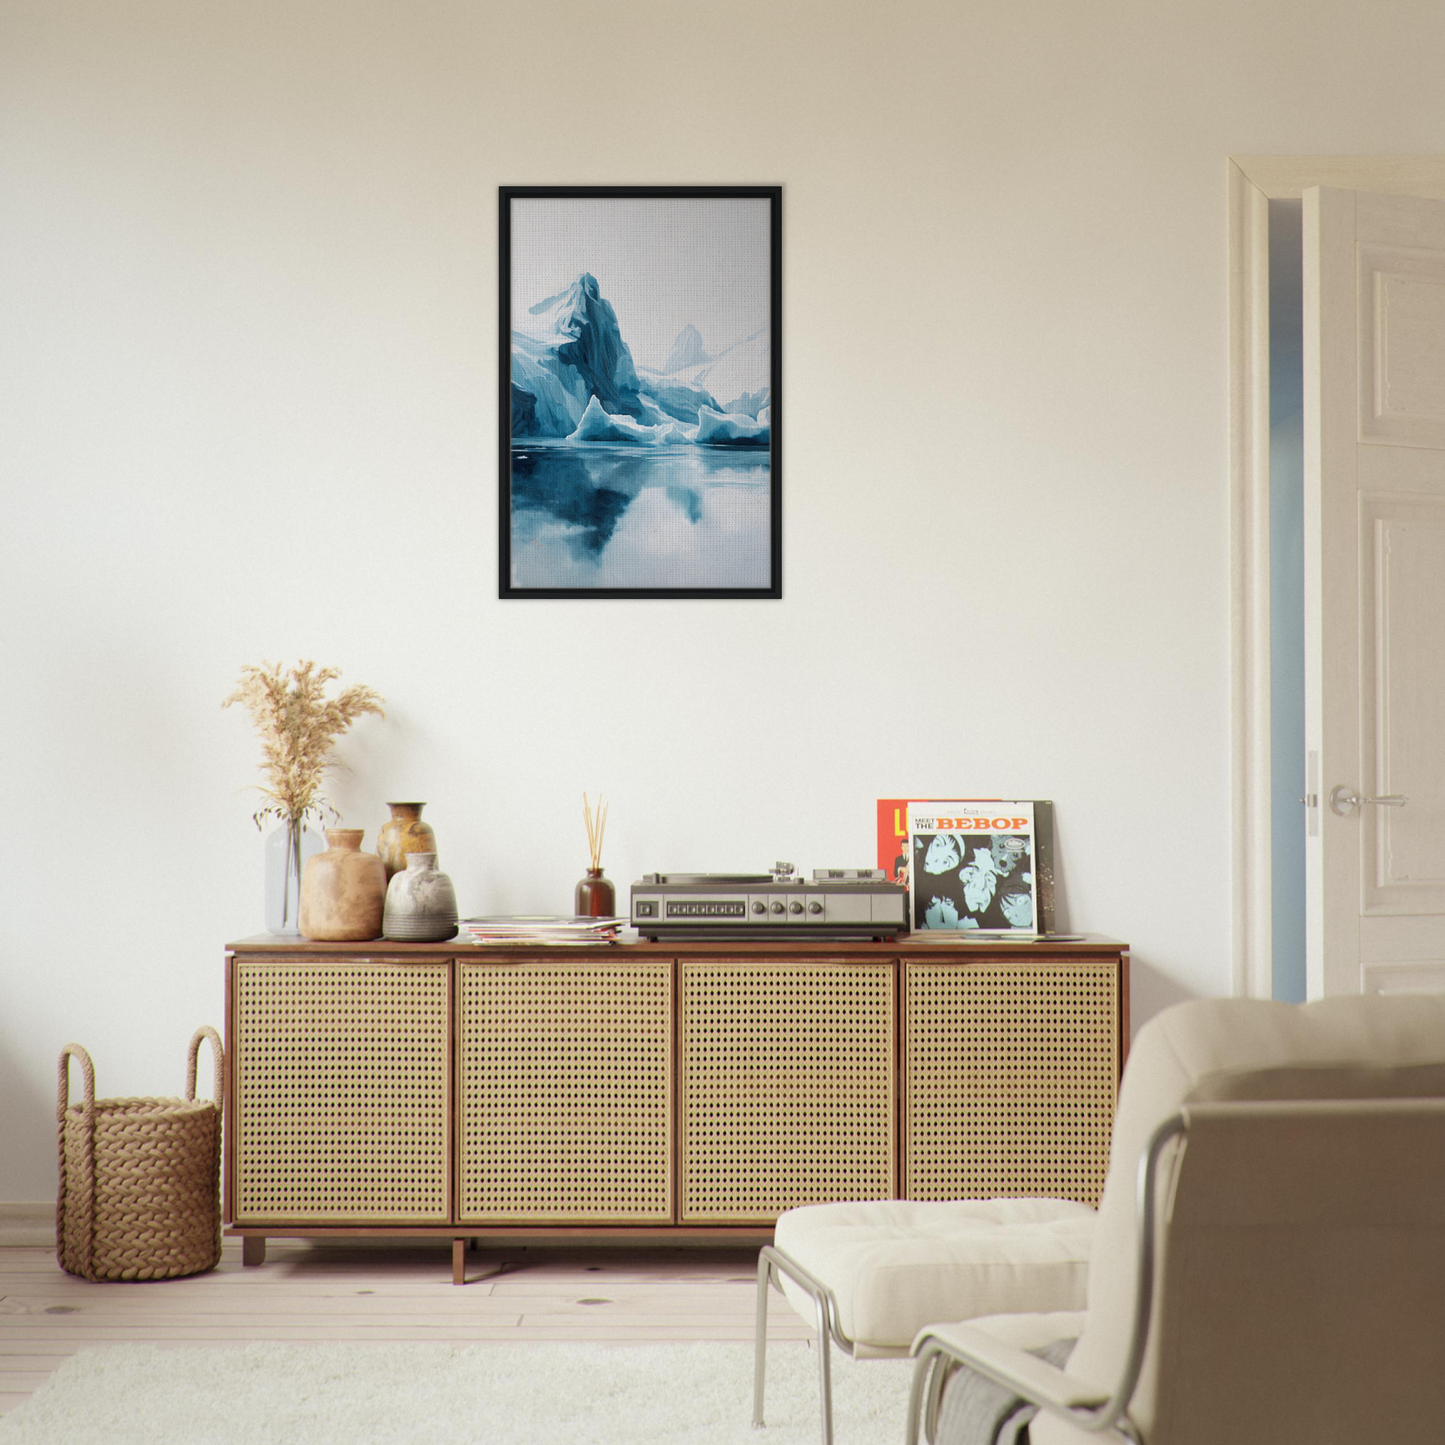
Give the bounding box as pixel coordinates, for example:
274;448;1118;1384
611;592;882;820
1305;186;1445;996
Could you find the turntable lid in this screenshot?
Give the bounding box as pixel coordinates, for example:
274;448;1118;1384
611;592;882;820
648;872;772;885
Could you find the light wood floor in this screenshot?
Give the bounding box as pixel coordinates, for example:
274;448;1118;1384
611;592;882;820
0;1239;811;1416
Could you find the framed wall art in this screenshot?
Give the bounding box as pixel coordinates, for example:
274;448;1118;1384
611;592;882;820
499;186;781;599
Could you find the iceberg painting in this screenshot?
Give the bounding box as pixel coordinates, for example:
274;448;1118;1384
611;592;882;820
499;188;781;598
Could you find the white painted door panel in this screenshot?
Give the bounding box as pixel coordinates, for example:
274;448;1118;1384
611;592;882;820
1358;247;1445;448
1305;188;1445;996
1359;496;1445;915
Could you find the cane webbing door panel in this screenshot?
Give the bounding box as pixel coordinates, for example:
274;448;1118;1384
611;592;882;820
225;938;1126;1248
679;959;895;1223
457;959;673;1223
904;960;1118;1205
233;959;450;1223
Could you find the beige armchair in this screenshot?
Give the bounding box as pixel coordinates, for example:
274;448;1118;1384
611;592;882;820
908;993;1445;1445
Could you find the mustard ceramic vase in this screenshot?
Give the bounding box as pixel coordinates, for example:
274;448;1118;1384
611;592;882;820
376;802;438;881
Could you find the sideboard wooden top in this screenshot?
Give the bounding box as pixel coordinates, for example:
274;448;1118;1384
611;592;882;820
228;932;1127;958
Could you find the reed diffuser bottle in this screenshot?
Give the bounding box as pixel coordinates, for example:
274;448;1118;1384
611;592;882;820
575;791;616;917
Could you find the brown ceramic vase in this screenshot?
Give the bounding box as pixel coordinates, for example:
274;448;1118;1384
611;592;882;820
299;829;386;941
574;867;616;918
376;802;438;881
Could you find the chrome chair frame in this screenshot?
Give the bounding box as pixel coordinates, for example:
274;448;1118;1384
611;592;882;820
753;1243;874;1445
904;1114;1186;1445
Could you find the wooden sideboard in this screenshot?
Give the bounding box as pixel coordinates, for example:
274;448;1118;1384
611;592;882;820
224;935;1128;1281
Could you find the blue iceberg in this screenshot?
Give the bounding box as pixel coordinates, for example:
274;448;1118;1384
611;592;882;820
512;274;650;438
693;405;770;447
512;274;771;452
660;322;710;373
633;367;721;426
654;325;770;414
567;395;692;446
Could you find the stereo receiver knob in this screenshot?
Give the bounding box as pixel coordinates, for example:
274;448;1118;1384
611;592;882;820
770;902;785;915
808;902;823;915
789;901;804;914
752;901;766;914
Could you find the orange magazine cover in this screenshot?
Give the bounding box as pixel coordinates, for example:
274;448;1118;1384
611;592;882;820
876;799;1000;885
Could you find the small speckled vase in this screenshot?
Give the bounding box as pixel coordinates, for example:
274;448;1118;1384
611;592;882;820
376;802;438;881
383;852;459;942
299;829;385;941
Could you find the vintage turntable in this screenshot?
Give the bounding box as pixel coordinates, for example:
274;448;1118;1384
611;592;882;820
630;862;906;940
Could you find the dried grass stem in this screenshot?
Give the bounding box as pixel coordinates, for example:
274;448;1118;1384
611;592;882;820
223;660;385;829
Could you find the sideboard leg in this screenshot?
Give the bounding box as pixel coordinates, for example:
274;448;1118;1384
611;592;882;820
452;1237;465;1285
241;1236;266;1268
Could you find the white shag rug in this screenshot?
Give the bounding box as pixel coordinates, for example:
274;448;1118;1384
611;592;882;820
0;1341;914;1445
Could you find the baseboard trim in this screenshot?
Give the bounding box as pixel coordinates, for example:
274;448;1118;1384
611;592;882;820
0;1201;54;1247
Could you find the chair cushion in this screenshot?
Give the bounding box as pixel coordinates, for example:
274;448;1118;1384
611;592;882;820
772;1198;1096;1355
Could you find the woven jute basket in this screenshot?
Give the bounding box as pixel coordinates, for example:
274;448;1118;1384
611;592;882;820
56;1027;224;1282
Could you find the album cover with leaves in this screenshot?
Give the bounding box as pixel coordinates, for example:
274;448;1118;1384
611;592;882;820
894;799;1056;934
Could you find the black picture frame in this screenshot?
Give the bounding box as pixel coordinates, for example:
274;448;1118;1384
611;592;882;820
499;185;782;599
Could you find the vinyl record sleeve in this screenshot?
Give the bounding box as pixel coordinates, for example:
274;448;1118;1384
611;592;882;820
877;798;1055;933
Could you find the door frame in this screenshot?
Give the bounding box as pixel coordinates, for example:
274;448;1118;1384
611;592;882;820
1228;157;1445;999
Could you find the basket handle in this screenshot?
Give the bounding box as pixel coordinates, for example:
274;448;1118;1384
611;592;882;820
185;1026;225;1108
57;1043;95;1125
56;1043;98;1277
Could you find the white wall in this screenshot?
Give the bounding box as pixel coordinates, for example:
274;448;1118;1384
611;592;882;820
3;0;1442;1200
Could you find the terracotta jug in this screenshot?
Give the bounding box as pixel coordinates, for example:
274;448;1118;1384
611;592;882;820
376;802;438;881
299;829;385;941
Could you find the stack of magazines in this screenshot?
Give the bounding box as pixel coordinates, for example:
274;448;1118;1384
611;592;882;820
458;915;627;946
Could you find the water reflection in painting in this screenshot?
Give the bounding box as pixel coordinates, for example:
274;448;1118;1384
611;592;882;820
509;443;770;590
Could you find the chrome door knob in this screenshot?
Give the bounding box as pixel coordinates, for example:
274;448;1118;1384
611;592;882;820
1329;785;1408;816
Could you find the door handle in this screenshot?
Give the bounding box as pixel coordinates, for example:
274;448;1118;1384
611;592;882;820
1329;785;1408;816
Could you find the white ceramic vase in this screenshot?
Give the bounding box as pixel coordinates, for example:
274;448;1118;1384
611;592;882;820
382;853;458;942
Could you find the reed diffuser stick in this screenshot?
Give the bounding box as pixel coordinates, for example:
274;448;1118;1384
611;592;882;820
583;792;608;870
577;792;615;918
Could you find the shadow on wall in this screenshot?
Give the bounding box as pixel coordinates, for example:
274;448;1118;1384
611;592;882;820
0;1032;59;1203
1050;854;1072;939
1032;855;1194;1043
1126;957;1196;1040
